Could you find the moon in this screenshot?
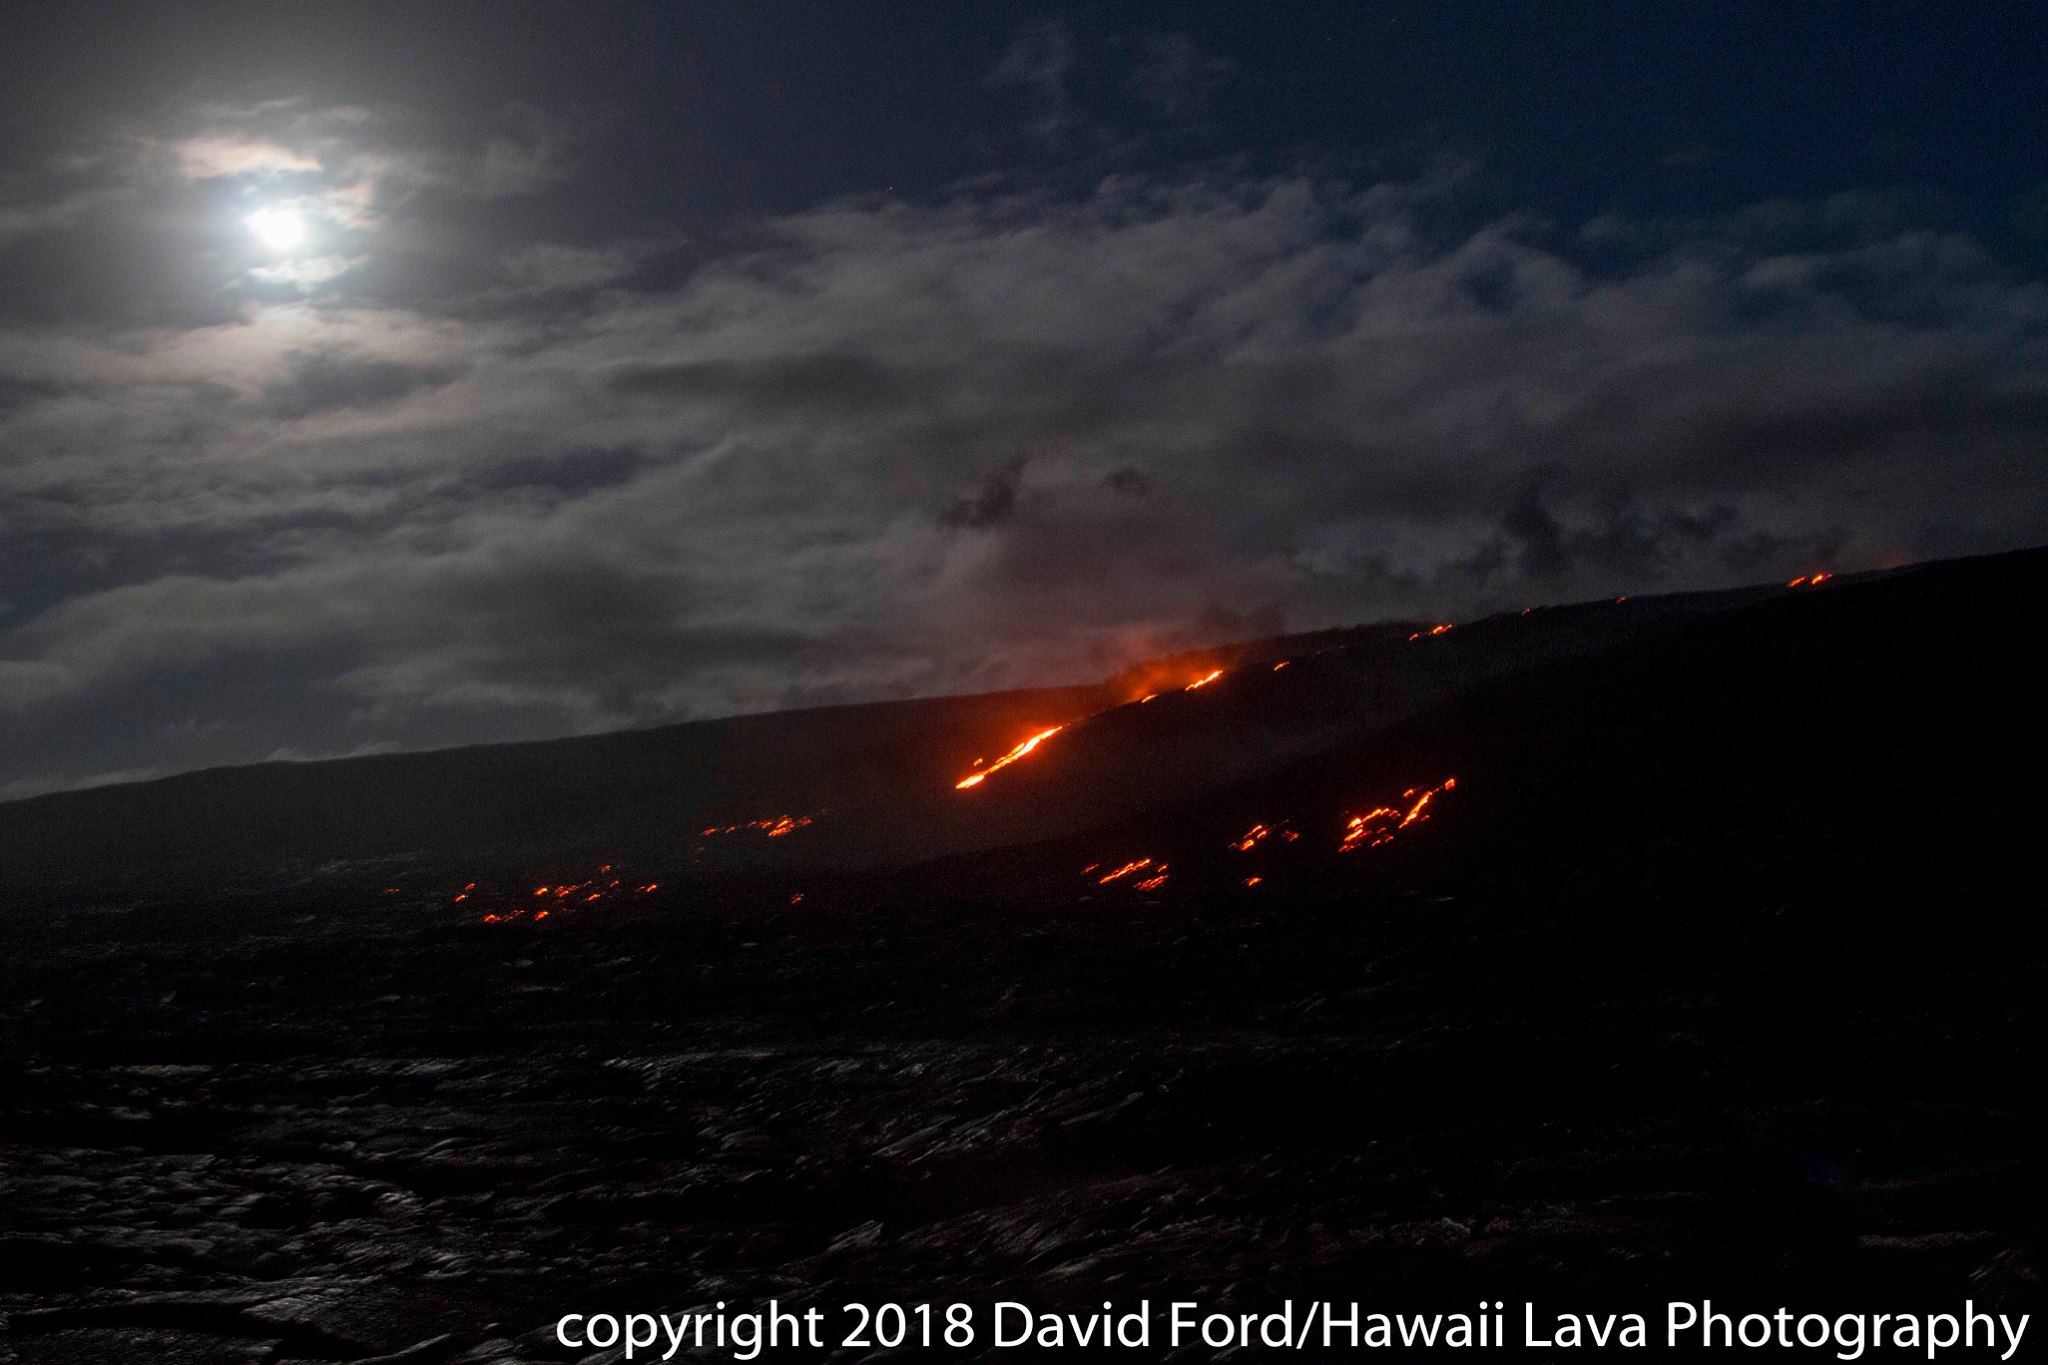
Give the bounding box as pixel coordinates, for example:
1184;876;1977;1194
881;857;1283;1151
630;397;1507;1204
245;205;307;253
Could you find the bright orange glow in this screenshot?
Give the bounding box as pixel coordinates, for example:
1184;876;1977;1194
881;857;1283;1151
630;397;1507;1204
1089;858;1170;891
1272;660;1291;671
955;659;1240;792
1232;823;1272;852
466;865;666;924
954;725;1064;790
1243;876;1263;888
701;814;814;837
1340;776;1457;853
1408;624;1455;641
1340;806;1401;852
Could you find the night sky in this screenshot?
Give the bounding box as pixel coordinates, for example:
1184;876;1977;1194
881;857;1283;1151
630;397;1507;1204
2;1;2044;797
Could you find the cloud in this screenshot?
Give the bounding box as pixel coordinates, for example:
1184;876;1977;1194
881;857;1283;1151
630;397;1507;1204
2;117;2047;792
175;134;322;180
257;347;466;419
988;20;1081;146
941;459;1028;529
1125;33;1236;123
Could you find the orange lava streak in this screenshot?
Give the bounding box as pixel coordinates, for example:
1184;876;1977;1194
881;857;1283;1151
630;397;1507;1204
1232;823;1272;852
1340;806;1402;852
1789;571;1834;587
1095;858;1153;883
701;814;814;837
469;862;666;924
955;724;1064;789
1184;668;1224;690
1407;624;1454;641
1340;776;1457;853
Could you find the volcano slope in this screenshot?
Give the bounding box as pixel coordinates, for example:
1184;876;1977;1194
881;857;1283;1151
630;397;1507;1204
1;549;2043;1364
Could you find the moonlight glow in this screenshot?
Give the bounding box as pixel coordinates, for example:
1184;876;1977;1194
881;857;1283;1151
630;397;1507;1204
244;204;306;252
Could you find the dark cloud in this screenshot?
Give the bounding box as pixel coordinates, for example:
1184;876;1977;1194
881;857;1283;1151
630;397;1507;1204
987;20;1080;147
1103;465;1153;498
1125;33;1235;123
941;460;1027;529
606;354;911;414
258;348;466;418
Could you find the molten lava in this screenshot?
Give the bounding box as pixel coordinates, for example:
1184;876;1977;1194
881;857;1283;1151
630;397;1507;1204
468;863;665;924
1091;859;1170;892
701;814;813;837
956;725;1065;789
1340;776;1457;853
1096;858;1155;884
953;665;1236;792
1788;572;1834;588
1408;624;1455;641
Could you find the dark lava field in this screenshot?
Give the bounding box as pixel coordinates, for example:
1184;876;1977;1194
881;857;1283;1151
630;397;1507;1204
2;549;2043;1363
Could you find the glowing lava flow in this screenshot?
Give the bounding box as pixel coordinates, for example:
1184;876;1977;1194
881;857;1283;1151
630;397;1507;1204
1231;822;1301;851
954;666;1235;791
1096;858;1155;883
1787;572;1835;588
1077;778;1454;895
956;725;1065;789
1408;624;1455;642
701;814;813;837
1092;858;1171;891
1340;777;1457;852
471;864;663;924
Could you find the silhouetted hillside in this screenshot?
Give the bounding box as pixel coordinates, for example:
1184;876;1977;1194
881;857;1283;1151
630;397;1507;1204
0;565;1870;912
2;547;2042;1365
